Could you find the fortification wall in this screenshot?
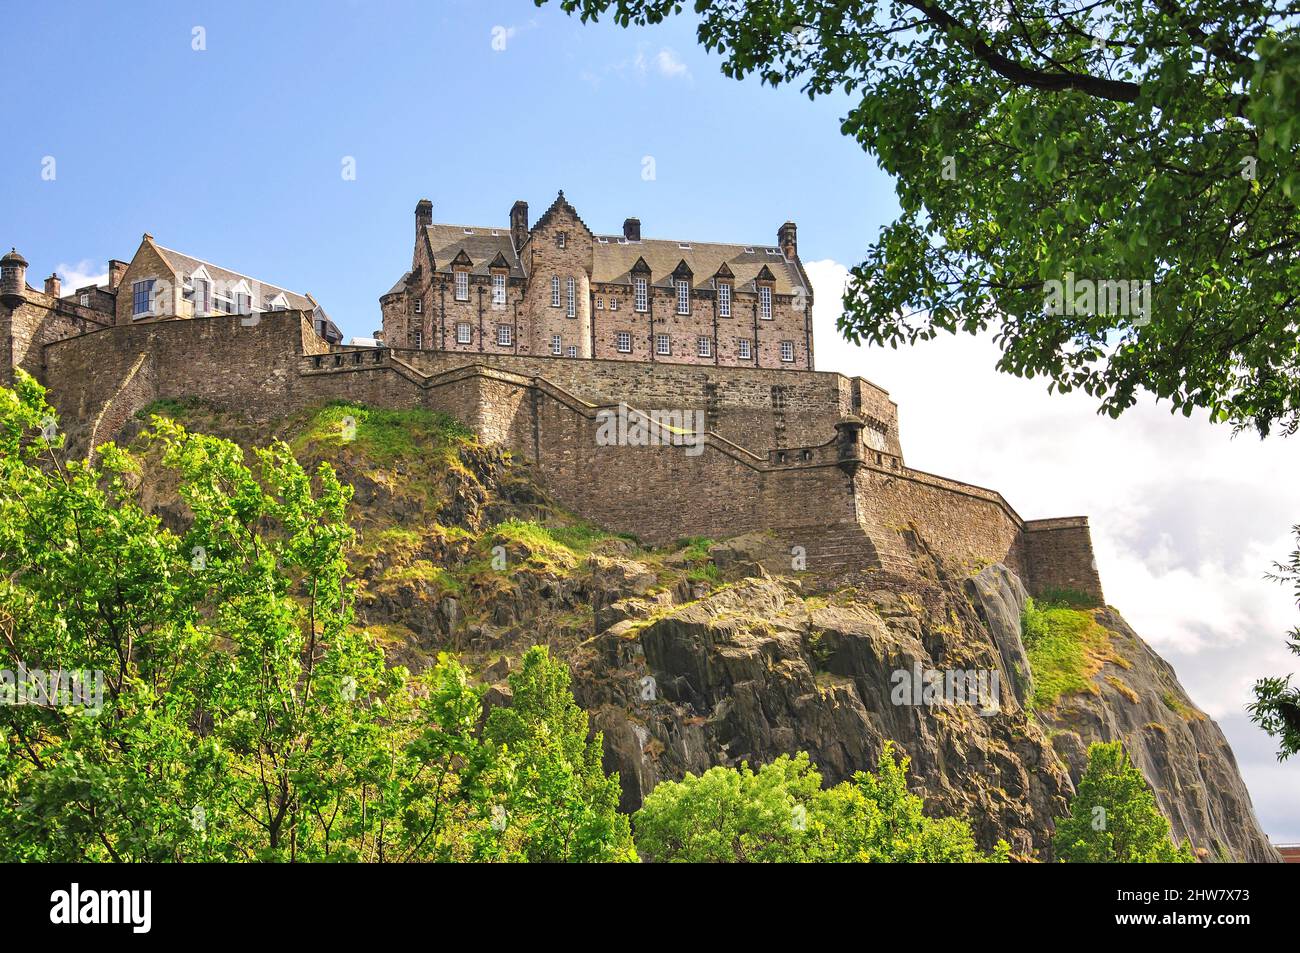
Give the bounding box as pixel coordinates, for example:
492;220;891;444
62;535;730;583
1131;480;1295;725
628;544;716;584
36;312;1102;600
2;293;113;387
390;347;902;457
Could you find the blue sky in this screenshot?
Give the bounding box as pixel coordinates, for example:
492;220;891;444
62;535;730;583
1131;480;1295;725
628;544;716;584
3;0;889;337
5;0;1298;845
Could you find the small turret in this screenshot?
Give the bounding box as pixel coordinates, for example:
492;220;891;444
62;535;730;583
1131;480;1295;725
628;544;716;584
1;248;28;306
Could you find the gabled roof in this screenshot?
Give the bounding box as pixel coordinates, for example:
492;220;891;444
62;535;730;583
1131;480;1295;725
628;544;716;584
591;238;805;295
151;242;316;311
531;190;594;239
422;225;524;278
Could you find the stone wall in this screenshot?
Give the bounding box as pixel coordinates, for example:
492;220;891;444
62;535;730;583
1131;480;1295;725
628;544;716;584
2;290;113;386
35;311;1102;601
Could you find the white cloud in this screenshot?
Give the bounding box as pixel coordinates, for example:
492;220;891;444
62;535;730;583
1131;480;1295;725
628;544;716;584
805;257;1300;837
583;45;691;87
55;259;108;295
652;48;690;79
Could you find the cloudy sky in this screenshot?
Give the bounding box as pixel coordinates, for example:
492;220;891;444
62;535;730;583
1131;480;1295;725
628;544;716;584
5;0;1295;842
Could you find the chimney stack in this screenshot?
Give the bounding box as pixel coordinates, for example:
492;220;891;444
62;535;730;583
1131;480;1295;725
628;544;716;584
1;248;28;306
778;221;798;259
415;198;433;235
510;200;529;249
44;273;61;297
108;259;129;290
623;217;641;242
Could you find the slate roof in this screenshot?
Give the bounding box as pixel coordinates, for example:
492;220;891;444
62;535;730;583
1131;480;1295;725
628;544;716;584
153;243;317;311
591;237;805;295
423;225;525;278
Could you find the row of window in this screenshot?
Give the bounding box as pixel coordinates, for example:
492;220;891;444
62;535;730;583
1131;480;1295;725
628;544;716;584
537;276;772;319
408;324;795;362
132;278;284;317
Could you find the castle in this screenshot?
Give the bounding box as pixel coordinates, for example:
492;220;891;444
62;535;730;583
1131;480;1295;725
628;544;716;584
0;194;1104;602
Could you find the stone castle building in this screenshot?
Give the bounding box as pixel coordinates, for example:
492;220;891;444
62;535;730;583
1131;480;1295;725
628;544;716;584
0;192;1104;604
381;193;813;370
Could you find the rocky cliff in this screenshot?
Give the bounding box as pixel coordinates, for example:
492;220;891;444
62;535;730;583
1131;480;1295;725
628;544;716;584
119;398;1279;862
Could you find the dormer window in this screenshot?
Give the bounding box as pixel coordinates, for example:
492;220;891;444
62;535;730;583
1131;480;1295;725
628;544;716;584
551;275;561;307
633;277;648;312
234;292;251;314
79;293;90;307
454;271;469;301
192;277;210;315
675;279;690;315
718;282;732;318
132;279;155;317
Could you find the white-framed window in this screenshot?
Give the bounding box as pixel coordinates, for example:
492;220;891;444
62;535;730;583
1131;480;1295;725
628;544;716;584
609;296;619;311
633;276;648;312
454;271;469;301
414;297;422;314
718;282;731;318
759;286;772;319
596;296;604;310
551;275;561;307
697;336;712;358
675;278;690;315
616;331;632;353
780;340;795;363
551;334;563;355
566;345;578;358
132;279;155;316
566;276;576;317
655;333;671;356
497;324;512;346
79;293;90;307
414;329;423;349
492;274;506;307
557;231;567;249
456;322;471;344
737;338;752;360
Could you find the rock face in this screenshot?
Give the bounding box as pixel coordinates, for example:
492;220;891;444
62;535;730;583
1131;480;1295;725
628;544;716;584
126;401;1280;862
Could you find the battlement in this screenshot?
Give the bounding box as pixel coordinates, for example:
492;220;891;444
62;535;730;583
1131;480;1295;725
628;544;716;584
18;309;1100;603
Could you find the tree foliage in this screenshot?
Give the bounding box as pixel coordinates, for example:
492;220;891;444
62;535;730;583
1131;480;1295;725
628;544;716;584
633;743;1009;862
1053;741;1195;862
1248;525;1300;760
0;372;633;862
539;0;1300;435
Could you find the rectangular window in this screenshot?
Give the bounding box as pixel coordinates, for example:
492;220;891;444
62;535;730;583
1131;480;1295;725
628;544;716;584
497;324;512;346
633;277;648;312
780;340;795;363
655;333;671;356
193;278;210;315
718;282;731;318
492;274;506;306
414;329;423;349
414;298;423;314
760;286;772;319
132;279;155;316
456;322;471;344
675;279;690;315
737;338;751;360
566;277;576;317
79;293;90;307
609;296;618;311
551;334;563;356
566;345;578;358
234;292;251;314
596;296;604;310
697;336;712;358
557;232;567;249
551;276;561;307
616;331;632;353
455;271;469;301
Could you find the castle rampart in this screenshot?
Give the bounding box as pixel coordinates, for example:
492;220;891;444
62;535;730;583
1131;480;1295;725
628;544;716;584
34;311;1103;603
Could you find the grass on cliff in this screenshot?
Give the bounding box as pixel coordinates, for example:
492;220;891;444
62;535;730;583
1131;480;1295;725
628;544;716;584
291;401;474;466
1021;598;1118;709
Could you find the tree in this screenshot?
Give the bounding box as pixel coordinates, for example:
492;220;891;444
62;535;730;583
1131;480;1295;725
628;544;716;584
1248;525;1300;760
484;646;637;862
1053;741;1195;862
0;373;636;862
539;0;1300;435
634;743;1008;862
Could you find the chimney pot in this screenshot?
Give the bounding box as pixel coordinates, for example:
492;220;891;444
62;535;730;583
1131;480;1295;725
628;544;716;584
108;259;129;290
623;217;641;242
44;273;61;297
778;221;798;258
